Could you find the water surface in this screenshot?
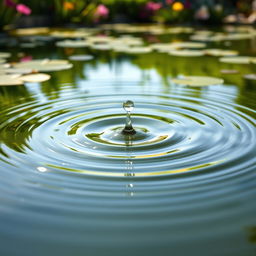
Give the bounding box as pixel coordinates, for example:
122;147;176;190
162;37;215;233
0;26;256;256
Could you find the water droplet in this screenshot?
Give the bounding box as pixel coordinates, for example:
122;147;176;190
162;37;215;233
122;100;136;135
123;100;134;113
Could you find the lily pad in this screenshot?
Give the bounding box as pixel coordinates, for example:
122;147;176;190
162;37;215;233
219;56;253;64
50;30;92;38
169;50;204;57
220;69;239;74
112;45;130;52
170;42;206;49
124;47;152;54
113;38;143;46
0;74;23;86
151;43;178;52
172;76;224;86
87;36;114;44
204;49;238;57
11;27;50;36
68;55;94;61
167;27;194;34
0;52;11;58
6;68;34;75
13;59;73;72
56;40;90;48
20;73;50;82
90;44;112;51
243;74;256;80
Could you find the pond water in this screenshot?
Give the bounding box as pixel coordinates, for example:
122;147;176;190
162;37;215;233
0;25;256;256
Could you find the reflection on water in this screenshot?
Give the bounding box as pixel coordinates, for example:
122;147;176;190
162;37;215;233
0;26;256;256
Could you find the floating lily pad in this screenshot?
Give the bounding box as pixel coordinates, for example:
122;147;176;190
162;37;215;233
0;52;11;58
113;38;143;46
124;47;152;54
20;73;50;82
219;56;253;64
220;69;239;74
50;30;92;38
13;59;73;72
56;40;90;48
112;45;130;52
151;43;178;52
190;34;225;42
6;68;34;75
170;42;206;49
225;33;254;40
172;76;224;86
90;44;112;51
68;55;94;61
167;27;194;34
87;36;114;44
204;49;238;57
243;74;256;80
20;43;37;48
11;27;50;36
0;74;23;86
169;50;204;57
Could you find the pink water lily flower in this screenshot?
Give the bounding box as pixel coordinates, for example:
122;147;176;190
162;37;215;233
145;1;162;12
95;4;109;18
16;4;31;15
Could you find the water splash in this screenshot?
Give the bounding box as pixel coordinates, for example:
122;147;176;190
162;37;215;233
122;100;136;135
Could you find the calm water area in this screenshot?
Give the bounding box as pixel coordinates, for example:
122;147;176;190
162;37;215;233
0;25;256;256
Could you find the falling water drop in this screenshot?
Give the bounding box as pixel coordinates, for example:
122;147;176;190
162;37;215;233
122;100;136;135
123;100;134;112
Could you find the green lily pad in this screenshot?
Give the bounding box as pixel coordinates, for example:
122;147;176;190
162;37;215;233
113;38;143;46
12;27;50;36
151;43;178;52
68;55;94;61
0;52;11;58
220;69;239;74
124;47;152;54
172;76;224;86
170;42;206;49
87;36;114;44
219;56;253;64
169;50;204;57
111;45;130;52
90;44;112;51
167;27;194;34
6;68;34;75
56;40;90;48
13;59;73;72
0;74;23;86
243;74;256;80
50;30;92;38
204;49;238;57
20;73;51;82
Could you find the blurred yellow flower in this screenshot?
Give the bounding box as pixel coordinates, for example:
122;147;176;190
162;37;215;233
63;2;75;11
172;2;184;11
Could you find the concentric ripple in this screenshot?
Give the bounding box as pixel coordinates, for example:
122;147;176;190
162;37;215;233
0;86;256;256
0;90;255;178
